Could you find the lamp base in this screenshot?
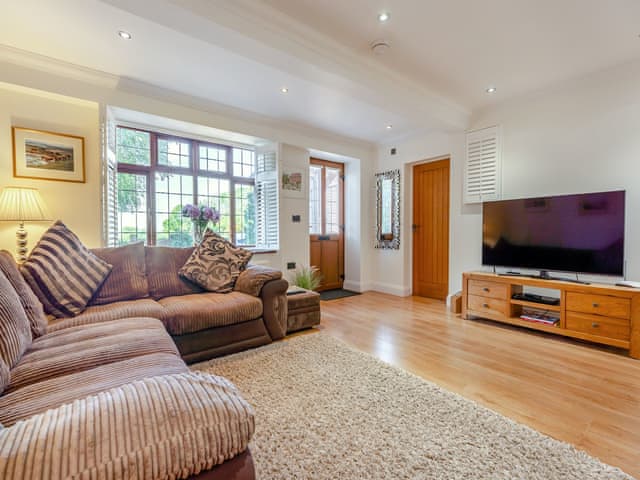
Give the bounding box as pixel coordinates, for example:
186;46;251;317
16;222;28;263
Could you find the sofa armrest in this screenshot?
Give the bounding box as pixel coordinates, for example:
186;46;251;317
0;372;254;480
260;278;289;340
234;265;283;297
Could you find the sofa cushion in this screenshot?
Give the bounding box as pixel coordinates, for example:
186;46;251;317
47;298;169;332
0;373;255;479
0;269;31;371
146;246;204;299
179;231;253;293
90;242;148;305
0;360;9;396
159;292;263;335
0;250;47;338
20;221;112;317
0;352;188;427
8;317;179;392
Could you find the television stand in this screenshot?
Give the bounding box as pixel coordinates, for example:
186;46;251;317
462;271;640;358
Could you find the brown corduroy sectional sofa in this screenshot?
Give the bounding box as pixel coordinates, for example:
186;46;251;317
0;243;289;480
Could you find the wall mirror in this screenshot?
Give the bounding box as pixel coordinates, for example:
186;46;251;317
375;169;400;249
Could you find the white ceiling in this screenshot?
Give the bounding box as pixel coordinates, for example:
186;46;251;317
1;0;639;145
264;0;640;109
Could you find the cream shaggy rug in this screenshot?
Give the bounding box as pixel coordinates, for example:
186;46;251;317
192;333;633;480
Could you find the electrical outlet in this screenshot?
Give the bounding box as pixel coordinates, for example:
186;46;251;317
287;262;296;270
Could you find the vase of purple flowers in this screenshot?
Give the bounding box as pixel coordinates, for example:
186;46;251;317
181;204;220;245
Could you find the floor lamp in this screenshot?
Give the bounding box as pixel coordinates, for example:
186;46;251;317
0;187;50;262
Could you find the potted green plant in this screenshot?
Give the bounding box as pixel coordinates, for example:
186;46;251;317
292;265;322;291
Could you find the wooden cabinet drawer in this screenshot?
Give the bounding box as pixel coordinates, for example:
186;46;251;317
566;312;630;341
566;292;631;319
468;280;508;300
467;294;509;320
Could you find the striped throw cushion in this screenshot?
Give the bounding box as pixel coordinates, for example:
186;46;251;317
20;221;112;318
0;269;31;374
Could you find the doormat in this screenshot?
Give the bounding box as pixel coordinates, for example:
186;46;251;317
319;289;361;301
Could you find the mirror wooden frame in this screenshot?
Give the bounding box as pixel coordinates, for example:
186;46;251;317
375;169;400;250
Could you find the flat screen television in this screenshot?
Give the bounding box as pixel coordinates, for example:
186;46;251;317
482;190;625;276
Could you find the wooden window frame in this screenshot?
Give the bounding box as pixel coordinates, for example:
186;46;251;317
116;126;255;246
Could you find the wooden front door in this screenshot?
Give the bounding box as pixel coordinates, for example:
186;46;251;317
309;158;344;291
412;159;450;300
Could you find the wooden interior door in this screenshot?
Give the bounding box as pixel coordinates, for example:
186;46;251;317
309;158;344;291
412;159;450;300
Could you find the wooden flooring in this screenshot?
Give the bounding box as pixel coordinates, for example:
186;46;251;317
317;292;640;478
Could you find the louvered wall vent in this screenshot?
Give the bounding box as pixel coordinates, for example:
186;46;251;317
464;125;502;204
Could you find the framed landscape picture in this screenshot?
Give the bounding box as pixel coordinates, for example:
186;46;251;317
281;166;304;198
12;127;85;183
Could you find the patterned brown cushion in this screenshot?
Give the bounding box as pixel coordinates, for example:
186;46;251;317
90;242;149;305
179;231;253;292
20;221;112;317
0;269;32;370
145;246;204;299
234;264;283;297
0;250;47;338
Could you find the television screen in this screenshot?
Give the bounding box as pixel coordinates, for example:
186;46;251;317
482;191;625;276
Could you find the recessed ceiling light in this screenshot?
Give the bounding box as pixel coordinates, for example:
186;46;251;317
118;30;132;40
378;12;390;22
280;87;289;94
486;86;497;94
386;124;393;130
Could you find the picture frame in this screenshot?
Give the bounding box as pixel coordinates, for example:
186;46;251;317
12;127;85;183
281;165;304;198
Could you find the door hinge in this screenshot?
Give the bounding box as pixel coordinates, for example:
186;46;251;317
340;274;345;280
340;174;345;181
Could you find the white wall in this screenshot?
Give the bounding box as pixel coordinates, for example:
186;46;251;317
471;59;640;283
0;83;101;255
254;144;311;277
373;58;640;300
373;132;476;298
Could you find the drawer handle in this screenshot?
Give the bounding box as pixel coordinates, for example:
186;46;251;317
591;322;600;328
483;303;489;308
592;303;599;308
483;287;490;292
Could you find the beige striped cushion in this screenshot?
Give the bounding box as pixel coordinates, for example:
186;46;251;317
47;298;169;332
0;270;31;373
0;352;188;426
159;292;263;335
90;242;149;305
0;251;47;338
20;221;112;317
8;317;178;392
0;372;254;479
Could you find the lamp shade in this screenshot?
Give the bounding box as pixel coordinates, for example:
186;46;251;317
0;187;49;222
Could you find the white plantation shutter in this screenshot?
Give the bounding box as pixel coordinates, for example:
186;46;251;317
255;147;279;249
464;126;502;204
101;106;118;246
